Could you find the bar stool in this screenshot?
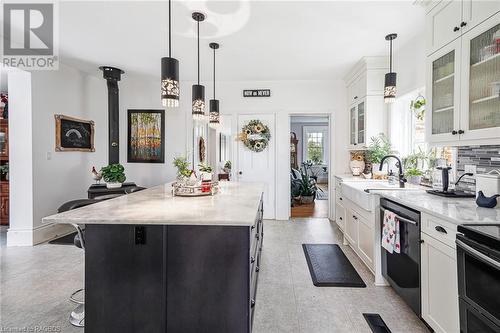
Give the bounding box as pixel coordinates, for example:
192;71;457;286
69;223;85;327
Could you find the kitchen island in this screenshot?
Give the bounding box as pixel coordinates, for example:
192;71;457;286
43;182;265;333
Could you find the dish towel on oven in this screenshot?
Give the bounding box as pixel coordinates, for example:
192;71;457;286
382;209;401;254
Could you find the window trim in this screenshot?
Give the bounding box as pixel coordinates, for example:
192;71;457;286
302;125;328;165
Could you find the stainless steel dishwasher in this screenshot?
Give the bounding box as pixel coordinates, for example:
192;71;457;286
380;198;421;316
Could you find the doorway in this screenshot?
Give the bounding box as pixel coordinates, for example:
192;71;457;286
290;115;330;218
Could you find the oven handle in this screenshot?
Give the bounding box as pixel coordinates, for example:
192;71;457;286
381;208;417;225
456;239;500;271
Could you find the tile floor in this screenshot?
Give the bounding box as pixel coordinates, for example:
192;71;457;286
0;218;429;333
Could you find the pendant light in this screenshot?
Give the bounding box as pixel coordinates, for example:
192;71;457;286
384;33;397;104
209;42;220;129
192;12;206;121
161;0;179;108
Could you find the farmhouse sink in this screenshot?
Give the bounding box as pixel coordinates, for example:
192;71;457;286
341;181;421;212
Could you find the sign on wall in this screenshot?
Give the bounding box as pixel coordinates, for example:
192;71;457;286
243;89;271;98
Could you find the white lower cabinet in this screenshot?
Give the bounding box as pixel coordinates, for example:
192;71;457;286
357;215;374;270
421;232;460;333
335;202;346;232
345;210;358;246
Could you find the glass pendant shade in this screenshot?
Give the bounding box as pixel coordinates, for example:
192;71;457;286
161;57;179;107
209;99;220;128
384;72;397;103
192;84;205;121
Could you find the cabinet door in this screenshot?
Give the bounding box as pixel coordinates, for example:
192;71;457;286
335;202;345;232
421;233;460;333
345;210;358;246
426;0;463;55
426;39;462;143
357;215;373;270
357;101;366;146
460;14;500;141
349;105;357;146
462;0;500;33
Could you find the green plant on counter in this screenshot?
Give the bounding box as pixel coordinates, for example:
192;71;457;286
403;147;429;170
100;164;126;183
366;133;393;163
405;167;424;177
198;163;213;173
173;157;192;178
0;164;8;175
224;160;232;170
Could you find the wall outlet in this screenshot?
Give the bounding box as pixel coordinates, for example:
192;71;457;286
464;164;476;175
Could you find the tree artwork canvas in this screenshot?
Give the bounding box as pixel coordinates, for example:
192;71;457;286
127;110;165;163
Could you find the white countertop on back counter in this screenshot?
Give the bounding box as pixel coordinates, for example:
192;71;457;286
371;189;500;225
43;182;264;226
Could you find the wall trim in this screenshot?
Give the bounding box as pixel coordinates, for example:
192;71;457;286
7;223;74;246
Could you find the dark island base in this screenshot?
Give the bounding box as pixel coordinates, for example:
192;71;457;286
84;203;263;333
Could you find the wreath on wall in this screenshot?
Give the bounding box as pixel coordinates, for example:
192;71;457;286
238;119;271;153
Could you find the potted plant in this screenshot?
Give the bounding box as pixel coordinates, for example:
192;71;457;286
406;168;424;185
0;163;8;181
100;164;126;189
173;156;193;184
298;171;317;204
223;160;232;173
366;133;393;172
198;163;213;181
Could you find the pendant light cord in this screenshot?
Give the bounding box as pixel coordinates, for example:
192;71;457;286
197;21;200;85
168;0;171;57
213;47;216;98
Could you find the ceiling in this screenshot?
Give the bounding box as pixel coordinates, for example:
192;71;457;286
58;1;425;81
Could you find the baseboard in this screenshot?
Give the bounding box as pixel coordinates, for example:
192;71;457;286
7;223;74;246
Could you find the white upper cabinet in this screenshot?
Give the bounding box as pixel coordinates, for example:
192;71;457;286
460;15;500;141
426;0;463;55
426;38;462;143
426;6;500;145
426;0;500;56
462;0;500;33
344;57;388;149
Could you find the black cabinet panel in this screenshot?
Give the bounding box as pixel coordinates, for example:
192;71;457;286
85;225;166;333
166;226;250;333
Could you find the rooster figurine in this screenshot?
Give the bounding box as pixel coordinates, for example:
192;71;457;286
91;166;102;184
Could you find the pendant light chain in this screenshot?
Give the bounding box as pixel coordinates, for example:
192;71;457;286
389;38;392;73
213;47;216;98
197;21;200;85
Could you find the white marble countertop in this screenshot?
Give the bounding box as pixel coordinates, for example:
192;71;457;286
43;182;264;226
371;189;500;225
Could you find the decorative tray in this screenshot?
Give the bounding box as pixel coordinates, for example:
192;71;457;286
172;181;220;197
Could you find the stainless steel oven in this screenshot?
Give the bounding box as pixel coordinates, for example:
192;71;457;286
457;224;500;333
380;198;421;316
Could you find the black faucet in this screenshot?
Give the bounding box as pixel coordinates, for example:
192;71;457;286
379;155;406;188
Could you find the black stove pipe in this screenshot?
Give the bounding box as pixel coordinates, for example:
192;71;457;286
99;66;124;165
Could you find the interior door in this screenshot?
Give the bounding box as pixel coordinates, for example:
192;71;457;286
237;114;276;219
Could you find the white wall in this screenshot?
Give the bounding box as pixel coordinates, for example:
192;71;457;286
393;32;426;97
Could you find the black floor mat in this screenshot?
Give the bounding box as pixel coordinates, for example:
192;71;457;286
363;313;392;333
302;244;366;287
49;232;77;245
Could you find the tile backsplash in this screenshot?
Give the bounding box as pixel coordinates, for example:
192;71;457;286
456;145;500;193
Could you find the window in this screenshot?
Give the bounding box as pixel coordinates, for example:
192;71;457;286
303;126;328;165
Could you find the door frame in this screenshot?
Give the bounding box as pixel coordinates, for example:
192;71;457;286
288;112;335;220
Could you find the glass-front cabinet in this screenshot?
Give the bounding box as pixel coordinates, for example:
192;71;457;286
349;99;366;148
460;17;500;141
427;12;500;144
427;39;461;143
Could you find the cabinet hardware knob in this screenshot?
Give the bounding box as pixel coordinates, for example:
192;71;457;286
419;239;425;244
238;171;243;175
453;26;460;32
353;143;357;146
251;299;255;308
339;217;343;220
352;215;358;220
458;129;464;134
460;21;467;27
451;130;458;135
251;256;255;263
256;266;260;272
339;197;343;201
354;96;358;100
251;225;255;230
435;226;448;234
